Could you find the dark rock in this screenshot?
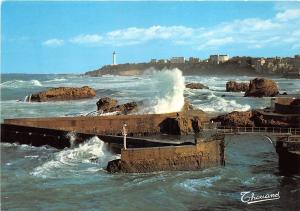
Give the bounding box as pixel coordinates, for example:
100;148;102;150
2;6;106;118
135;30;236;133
30;86;96;102
245;78;279;97
106;159;122;173
159;113;202;135
226;81;249;92
211;111;254;127
112;101;139;114
252;110;290;127
159;118;181;135
181;100;194;112
186;83;209;89
291;99;300;106
97;97;118;112
96;97;139;114
212;109;296;128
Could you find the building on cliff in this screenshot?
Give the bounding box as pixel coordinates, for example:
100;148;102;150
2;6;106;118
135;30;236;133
150;59;157;64
209;54;229;64
157;59;168;64
188;57;200;63
112;51;117;65
294;55;300;68
170;57;185;64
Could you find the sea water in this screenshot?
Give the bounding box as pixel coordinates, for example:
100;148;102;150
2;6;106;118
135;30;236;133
1;71;300;210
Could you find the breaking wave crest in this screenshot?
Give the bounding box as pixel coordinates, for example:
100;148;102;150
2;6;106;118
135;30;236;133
143;68;185;114
1;79;42;88
45;78;67;82
31;137;119;178
195;92;251;113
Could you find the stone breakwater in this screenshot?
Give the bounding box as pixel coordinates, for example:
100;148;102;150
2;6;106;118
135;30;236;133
107;139;225;173
3;110;209;136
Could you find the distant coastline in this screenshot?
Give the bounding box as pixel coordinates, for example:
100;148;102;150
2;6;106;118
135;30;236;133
85;55;300;78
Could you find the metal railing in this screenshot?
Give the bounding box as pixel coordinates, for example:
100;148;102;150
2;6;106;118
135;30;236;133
205;126;300;135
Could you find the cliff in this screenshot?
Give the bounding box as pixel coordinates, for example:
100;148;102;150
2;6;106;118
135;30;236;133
85;61;258;77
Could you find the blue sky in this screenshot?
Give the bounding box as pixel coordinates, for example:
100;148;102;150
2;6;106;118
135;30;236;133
2;1;300;73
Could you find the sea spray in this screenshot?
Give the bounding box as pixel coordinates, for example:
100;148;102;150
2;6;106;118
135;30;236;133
143;68;185;114
24;95;29;102
31;136;119;178
66;131;77;148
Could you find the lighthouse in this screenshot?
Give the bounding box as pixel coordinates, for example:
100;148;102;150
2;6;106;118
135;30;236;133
112;51;117;65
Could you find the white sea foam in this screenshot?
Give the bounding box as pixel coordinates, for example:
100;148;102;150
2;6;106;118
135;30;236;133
195;92;251;113
46;78;67;82
177;175;221;192
143;68;185;114
31;137;119;178
0;79;42;88
30;80;42;86
0;80;24;87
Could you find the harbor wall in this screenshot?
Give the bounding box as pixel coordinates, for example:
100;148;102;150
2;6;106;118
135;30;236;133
276;137;300;174
107;139;225;173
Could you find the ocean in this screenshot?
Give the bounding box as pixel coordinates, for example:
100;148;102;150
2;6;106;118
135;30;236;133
1;70;300;210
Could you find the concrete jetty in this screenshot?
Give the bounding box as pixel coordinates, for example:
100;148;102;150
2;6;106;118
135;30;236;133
1;110;226;173
3;110;208;136
107;138;225;173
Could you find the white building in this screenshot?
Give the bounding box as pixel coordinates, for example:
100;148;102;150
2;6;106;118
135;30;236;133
189;57;200;63
112;51;117;65
209;54;229;64
150;59;157;63
170;57;185;64
157;59;168;64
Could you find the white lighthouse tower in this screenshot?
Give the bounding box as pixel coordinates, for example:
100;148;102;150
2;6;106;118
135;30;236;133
112;51;117;65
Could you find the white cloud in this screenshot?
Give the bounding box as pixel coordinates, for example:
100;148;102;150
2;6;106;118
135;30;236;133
70;34;103;44
69;26;195;46
197;37;234;50
42;39;64;47
65;5;300;51
276;9;300;21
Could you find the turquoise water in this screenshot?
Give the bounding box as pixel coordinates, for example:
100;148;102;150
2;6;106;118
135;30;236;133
1;72;300;210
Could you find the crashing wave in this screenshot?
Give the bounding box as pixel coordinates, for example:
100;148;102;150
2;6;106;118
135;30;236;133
142;68;185;114
31;137;119;178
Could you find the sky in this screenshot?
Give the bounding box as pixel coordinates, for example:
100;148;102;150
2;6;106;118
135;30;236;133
1;1;300;74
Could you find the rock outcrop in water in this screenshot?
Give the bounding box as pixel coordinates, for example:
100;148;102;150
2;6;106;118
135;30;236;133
159;110;205;135
211;111;254;127
226;81;249;92
113;102;139;114
245;78;279;97
30;86;96;102
96;97;139;114
96;97;118;112
186;83;209;89
211;109;297;128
